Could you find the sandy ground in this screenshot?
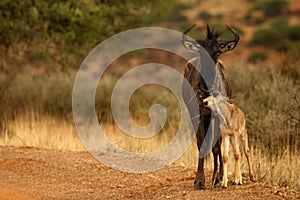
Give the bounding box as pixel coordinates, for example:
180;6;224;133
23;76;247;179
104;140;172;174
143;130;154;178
0;146;299;200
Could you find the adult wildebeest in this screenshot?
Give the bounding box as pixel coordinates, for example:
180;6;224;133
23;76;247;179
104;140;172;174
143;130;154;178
202;93;255;188
181;24;239;189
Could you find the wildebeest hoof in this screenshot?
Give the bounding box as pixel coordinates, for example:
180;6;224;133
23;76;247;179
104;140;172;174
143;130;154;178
194;183;206;190
232;182;237;186
213;182;222;188
221;186;227;189
214;178;222;185
238;183;242;186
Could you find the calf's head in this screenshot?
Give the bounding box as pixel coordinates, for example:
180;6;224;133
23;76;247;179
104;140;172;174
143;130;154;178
202;95;215;110
202;93;227;111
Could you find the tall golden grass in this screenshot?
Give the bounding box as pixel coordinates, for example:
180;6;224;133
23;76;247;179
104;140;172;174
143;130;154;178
0;110;84;151
0;60;299;190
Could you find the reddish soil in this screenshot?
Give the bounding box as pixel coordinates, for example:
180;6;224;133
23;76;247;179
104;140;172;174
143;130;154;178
0;146;299;200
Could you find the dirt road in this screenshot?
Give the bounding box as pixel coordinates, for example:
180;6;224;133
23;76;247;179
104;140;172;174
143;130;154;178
0;147;299;199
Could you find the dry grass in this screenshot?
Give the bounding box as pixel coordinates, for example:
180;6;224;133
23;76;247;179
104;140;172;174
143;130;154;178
0;111;84;151
1;111;299;190
251;146;300;190
0;60;299;190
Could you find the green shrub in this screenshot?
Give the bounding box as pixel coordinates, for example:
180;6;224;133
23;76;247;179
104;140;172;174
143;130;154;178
0;73;74;118
275;39;290;52
280;44;300;79
229;63;300;153
0;0;178;71
249;18;300;47
198;11;212;21
163;2;191;23
248;51;268;63
252;0;288;17
286;26;300;40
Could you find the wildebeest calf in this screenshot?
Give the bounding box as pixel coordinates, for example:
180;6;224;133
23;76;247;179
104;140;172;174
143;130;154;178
202;93;255;188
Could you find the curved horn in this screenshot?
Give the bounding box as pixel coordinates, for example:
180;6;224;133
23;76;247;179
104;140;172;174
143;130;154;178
206;24;211;39
182;24;196;43
225;25;240;45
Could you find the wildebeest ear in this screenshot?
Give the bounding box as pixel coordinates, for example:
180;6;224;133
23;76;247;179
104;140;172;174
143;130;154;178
218;25;239;54
182;40;201;52
218;41;238;53
182;24;201;53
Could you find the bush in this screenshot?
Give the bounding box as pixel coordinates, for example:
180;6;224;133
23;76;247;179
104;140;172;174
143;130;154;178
0;73;74;118
275;39;290;52
198;11;212;21
279;44;300;80
229;63;300;153
249;18;300;47
0;0;177;71
252;0;288;17
244;10;265;25
248;51;268;63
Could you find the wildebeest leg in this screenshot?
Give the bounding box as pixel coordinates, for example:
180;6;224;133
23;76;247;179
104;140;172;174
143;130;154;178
212;139;223;188
194;119;206;190
218;137;223;182
212;144;219;187
194;157;205;190
212;117;223;188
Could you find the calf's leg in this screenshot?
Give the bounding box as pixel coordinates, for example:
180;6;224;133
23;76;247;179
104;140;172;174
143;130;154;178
231;134;242;185
240;130;255;181
221;135;230;188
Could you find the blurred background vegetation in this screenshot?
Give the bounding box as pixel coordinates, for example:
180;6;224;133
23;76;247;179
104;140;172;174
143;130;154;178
0;0;300;190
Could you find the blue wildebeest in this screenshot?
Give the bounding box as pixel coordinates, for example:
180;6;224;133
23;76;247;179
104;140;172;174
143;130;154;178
181;24;239;189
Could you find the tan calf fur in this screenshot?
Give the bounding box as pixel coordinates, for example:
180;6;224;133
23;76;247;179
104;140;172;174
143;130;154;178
203;94;255;188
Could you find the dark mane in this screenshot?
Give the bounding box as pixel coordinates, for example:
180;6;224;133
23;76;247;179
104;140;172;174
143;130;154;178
206;24;222;40
208;29;222;40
